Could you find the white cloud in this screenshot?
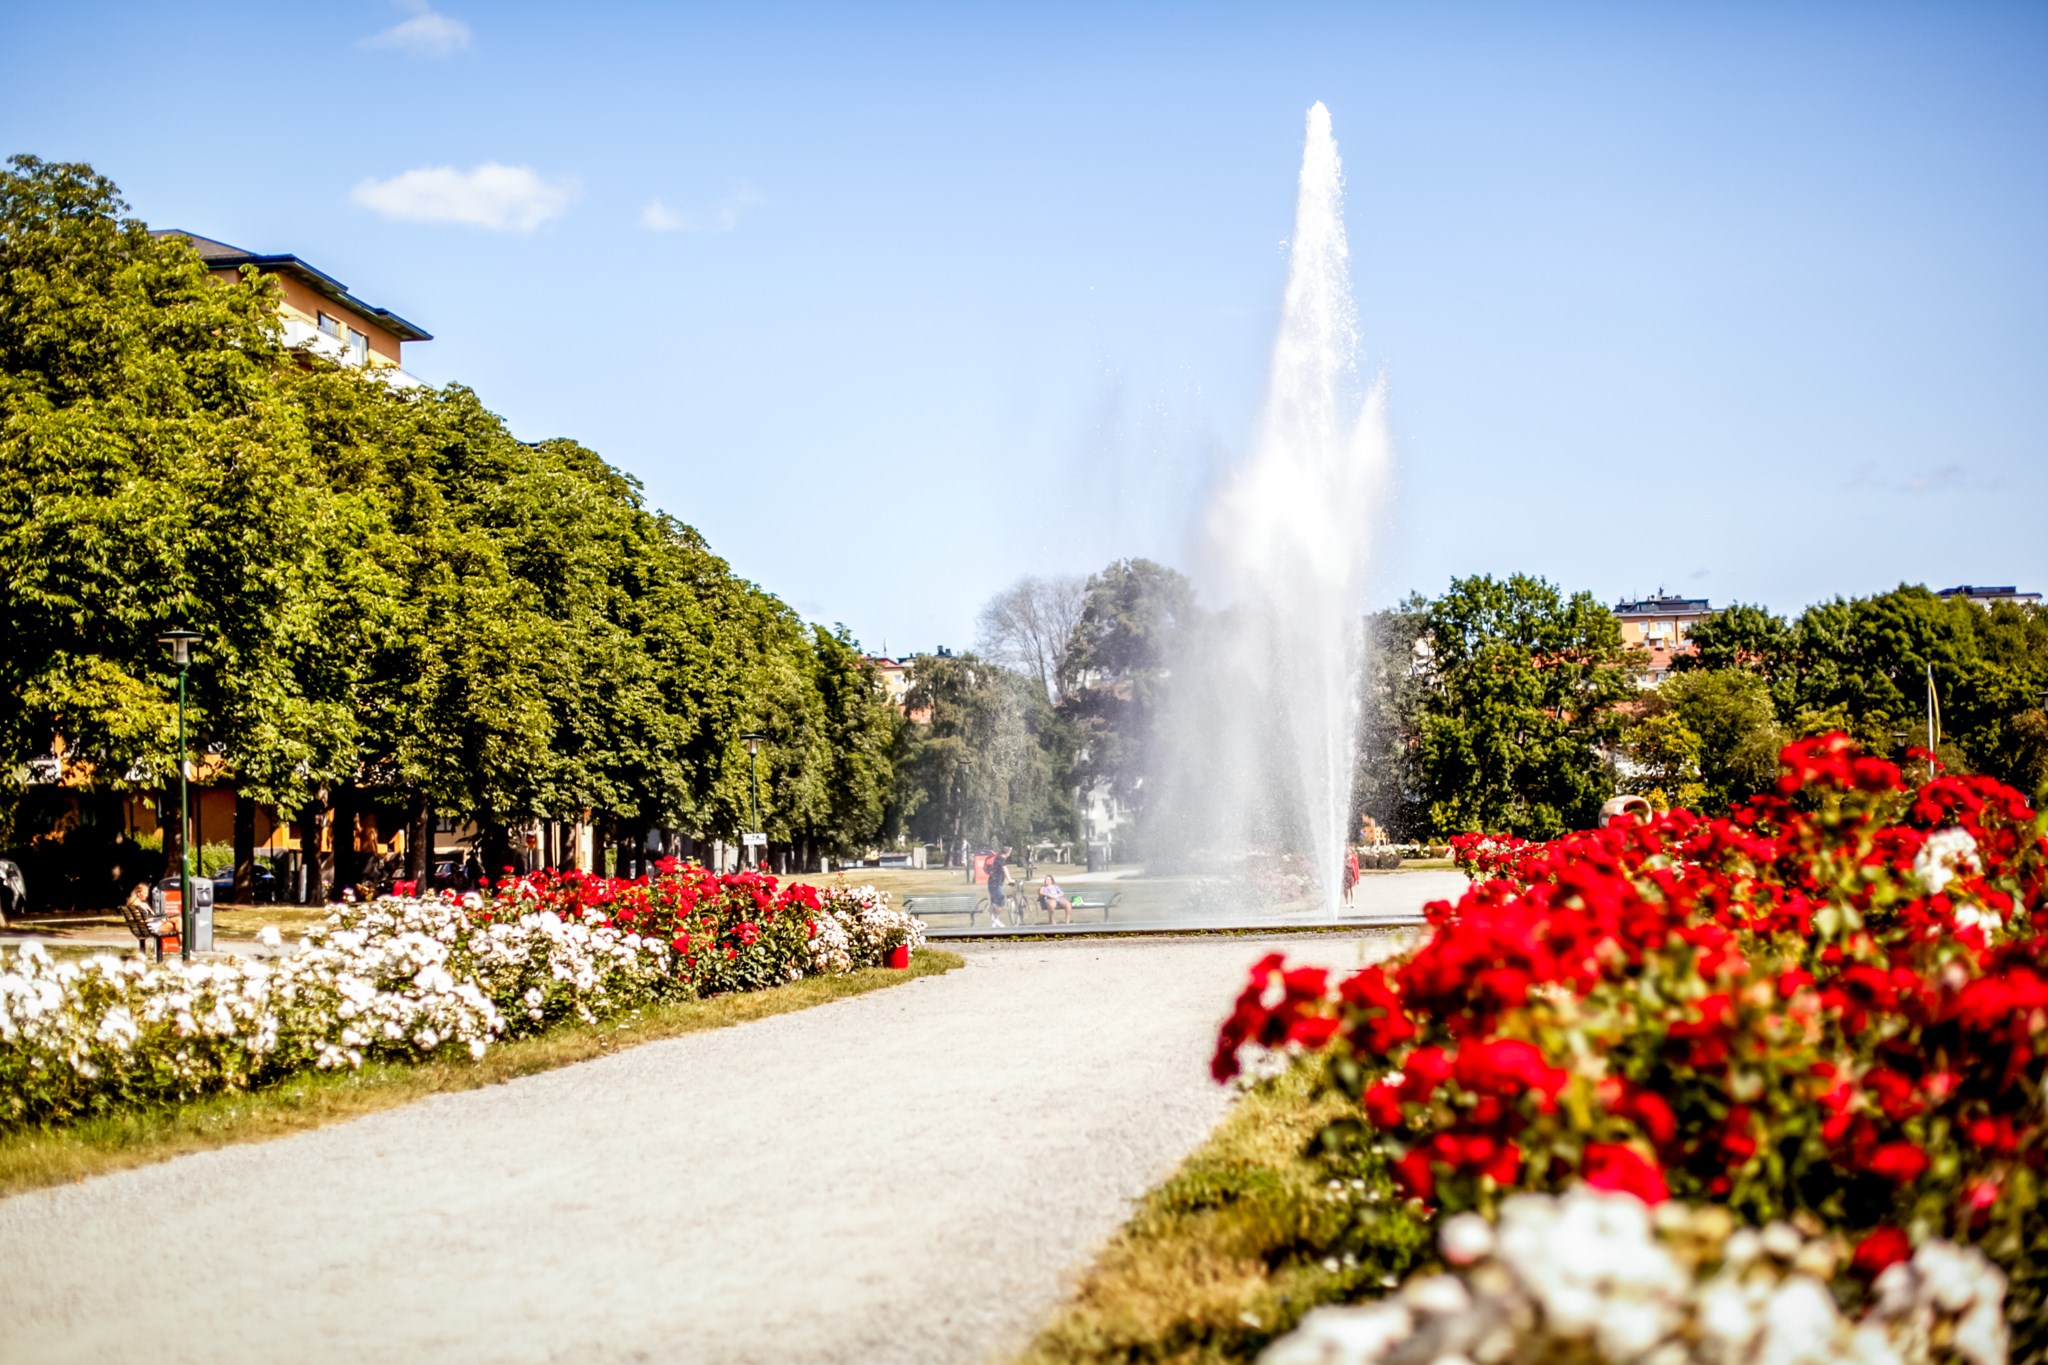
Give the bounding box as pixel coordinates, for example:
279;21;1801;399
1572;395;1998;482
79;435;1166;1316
351;163;575;232
360;2;470;57
641;186;765;233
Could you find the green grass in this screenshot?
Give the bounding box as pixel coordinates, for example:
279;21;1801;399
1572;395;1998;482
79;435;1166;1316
1018;1067;1427;1365
0;948;962;1200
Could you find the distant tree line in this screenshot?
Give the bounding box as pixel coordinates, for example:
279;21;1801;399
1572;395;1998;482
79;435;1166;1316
958;565;2048;853
1355;578;2048;841
0;156;899;905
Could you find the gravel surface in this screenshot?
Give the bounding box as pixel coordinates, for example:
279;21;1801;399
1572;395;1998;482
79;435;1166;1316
0;930;1416;1365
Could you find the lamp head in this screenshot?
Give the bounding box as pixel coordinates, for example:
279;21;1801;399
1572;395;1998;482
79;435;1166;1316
741;731;768;757
157;625;202;667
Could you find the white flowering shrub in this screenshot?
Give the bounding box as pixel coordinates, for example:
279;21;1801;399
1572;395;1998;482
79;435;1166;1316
316;897;684;1033
1261;1189;2009;1365
0;916;503;1130
0;885;921;1133
819;885;926;968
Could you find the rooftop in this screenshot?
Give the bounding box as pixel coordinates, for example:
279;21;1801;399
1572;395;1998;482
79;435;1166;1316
152;230;433;342
1615;594;1712;617
1937;585;2041;602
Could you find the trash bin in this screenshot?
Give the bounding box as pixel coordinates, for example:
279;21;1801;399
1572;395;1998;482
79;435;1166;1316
153;876;215;953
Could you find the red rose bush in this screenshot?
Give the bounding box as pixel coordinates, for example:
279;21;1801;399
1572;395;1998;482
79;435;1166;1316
1216;735;2047;1354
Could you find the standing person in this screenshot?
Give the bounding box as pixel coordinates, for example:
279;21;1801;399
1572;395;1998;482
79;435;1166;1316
1343;845;1360;908
987;846;1010;928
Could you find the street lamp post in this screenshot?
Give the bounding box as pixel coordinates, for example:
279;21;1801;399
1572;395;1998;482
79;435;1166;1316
158;627;203;961
741;732;768;869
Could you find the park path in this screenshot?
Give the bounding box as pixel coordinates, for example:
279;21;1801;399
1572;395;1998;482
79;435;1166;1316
0;930;1418;1365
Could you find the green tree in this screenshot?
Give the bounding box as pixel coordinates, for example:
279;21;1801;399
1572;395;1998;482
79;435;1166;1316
1352;598;1432;841
1057;558;1197;815
899;654;1067;857
0;156;356;898
1623;669;1787;814
1410;574;1634;839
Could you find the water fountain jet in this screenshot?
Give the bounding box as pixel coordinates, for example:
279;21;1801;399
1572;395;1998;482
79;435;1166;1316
1161;101;1393;918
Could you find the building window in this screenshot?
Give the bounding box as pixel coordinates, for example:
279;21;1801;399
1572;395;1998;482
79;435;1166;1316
317;311;342;339
349;330;369;365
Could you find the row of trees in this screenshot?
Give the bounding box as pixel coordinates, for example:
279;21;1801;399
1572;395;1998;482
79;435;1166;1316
1357;578;2048;840
951;564;2048;852
1;156;899;905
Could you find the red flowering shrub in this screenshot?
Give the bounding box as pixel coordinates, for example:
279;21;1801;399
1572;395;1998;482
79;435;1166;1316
1446;832;1536;881
489;860;827;995
1216;734;2048;1338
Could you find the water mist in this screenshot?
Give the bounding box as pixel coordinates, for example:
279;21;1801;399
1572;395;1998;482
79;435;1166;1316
1166;101;1393;916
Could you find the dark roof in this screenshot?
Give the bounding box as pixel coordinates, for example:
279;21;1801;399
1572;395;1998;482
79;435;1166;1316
152;230;432;342
1937;585;2039;601
1615;595;1711;617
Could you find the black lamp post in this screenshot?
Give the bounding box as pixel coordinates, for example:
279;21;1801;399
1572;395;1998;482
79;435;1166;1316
741;732;768;868
158;626;203;961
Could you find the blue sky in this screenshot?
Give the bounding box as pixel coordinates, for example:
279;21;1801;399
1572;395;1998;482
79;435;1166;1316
5;2;2044;652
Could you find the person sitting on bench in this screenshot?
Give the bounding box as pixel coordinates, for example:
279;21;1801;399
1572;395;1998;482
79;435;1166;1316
121;878;179;959
1037;875;1073;926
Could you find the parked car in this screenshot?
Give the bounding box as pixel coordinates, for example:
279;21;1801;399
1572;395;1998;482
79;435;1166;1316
209;865;279;904
0;858;25;924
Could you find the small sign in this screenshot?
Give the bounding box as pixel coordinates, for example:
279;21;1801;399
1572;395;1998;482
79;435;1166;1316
741;831;767;848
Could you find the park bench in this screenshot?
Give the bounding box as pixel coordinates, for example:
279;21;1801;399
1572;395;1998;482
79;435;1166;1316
120;893;180;962
902;893;986;927
995;887;1122;926
1065;890;1120;922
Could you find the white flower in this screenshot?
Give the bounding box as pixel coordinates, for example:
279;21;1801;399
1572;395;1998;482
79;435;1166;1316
1439;1212;1493;1266
1913;827;1981;896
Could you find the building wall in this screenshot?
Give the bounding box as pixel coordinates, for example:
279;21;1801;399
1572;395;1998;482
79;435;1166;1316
209;268;404;365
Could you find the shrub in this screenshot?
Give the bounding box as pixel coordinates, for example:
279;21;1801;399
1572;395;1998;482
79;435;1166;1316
0;866;930;1133
1216;735;2048;1347
1261;1188;2008;1365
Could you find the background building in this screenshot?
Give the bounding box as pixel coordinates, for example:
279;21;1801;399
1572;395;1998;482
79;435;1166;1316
1615;593;1713;684
153;230;431;382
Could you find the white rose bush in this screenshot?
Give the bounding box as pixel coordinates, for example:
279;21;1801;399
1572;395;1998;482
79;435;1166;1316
0;863;926;1133
1264;1190;2009;1365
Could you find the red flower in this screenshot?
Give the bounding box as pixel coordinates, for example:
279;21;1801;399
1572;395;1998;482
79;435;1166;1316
1581;1142;1669;1204
1865;1142;1930;1184
1852;1226;1911;1277
1963;1179;2001;1214
1363;1082;1404;1129
1391;1148;1435;1202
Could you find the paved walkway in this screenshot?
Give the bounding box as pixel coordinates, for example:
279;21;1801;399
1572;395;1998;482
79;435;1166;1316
0;932;1416;1365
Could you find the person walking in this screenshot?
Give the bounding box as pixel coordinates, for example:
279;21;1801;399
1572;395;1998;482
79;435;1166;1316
987;846;1010;928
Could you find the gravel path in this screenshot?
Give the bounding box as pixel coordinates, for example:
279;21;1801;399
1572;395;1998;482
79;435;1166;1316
0;931;1415;1365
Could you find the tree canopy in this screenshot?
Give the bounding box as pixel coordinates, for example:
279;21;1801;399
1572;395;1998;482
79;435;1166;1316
0;154;898;891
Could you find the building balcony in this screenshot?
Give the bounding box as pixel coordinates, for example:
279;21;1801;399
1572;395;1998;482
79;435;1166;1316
279;316;429;389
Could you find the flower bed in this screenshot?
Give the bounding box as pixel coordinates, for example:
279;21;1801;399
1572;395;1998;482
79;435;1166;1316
0;866;925;1133
1217;735;2046;1354
1264;1188;2007;1365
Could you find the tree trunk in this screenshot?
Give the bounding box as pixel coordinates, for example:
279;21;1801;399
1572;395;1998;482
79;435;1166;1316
405;793;429;882
233;793;257;902
480;822;513;883
298;798;328;905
